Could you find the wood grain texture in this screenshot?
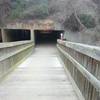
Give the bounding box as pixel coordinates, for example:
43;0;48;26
0;41;34;79
57;40;100;100
0;45;79;100
57;39;100;61
57;45;100;90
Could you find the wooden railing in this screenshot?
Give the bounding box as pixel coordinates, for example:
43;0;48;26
57;39;100;100
0;40;34;79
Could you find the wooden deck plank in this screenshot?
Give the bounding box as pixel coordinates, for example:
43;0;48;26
0;44;79;100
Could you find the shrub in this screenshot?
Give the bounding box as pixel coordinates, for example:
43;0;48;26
78;14;96;28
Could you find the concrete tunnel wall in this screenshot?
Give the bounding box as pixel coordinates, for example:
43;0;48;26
0;28;64;44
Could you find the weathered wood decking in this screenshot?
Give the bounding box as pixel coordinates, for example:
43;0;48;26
0;44;78;100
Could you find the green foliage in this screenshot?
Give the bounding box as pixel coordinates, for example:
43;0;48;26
9;0;49;20
31;4;49;18
78;14;96;28
10;0;27;19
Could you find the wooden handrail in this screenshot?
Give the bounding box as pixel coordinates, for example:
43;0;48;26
57;45;100;91
57;39;100;100
0;44;33;62
0;40;33;49
57;39;100;61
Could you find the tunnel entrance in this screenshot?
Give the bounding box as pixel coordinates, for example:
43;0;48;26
34;30;64;45
4;29;31;42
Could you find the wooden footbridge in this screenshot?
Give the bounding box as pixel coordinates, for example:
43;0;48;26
0;22;100;100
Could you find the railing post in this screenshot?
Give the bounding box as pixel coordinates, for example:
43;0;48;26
57;39;100;100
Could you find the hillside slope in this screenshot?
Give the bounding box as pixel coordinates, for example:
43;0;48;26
0;0;100;45
0;0;49;25
48;0;100;45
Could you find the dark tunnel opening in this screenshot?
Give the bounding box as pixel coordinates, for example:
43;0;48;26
34;30;64;45
4;29;31;42
0;29;2;42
